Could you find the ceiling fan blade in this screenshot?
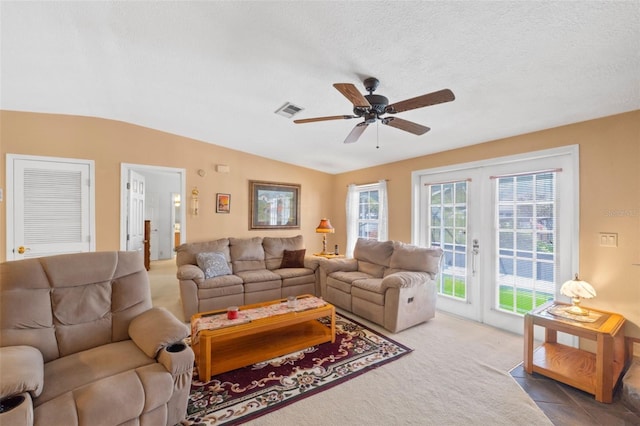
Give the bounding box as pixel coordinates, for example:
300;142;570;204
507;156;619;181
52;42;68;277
333;83;372;109
344;122;369;144
382;116;430;135
294;115;358;124
386;88;455;114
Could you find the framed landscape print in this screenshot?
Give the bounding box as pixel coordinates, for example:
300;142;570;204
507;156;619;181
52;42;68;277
216;193;230;213
249;180;300;229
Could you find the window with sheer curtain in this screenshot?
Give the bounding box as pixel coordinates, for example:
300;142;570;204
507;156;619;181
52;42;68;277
345;180;388;257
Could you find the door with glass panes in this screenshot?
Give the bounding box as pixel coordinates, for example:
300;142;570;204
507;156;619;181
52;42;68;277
418;148;578;334
421;169;482;321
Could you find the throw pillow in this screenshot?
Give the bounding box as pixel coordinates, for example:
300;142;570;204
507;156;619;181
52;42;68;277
196;252;231;279
280;249;306;268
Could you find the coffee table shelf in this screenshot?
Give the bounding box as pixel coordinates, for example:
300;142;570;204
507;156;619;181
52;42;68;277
192;295;335;382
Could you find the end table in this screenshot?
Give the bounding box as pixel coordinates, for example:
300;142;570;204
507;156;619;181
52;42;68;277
524;301;629;403
313;253;345;259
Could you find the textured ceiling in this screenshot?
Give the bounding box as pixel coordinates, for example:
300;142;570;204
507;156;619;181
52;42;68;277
1;1;639;174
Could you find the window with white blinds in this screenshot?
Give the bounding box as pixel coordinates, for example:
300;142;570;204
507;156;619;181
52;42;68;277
24;168;83;244
495;171;557;314
428;180;469;300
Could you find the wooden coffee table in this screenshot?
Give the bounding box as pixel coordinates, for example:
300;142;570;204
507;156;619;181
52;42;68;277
191;295;335;382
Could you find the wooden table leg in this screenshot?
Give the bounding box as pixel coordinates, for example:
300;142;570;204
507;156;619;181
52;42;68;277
330;307;336;343
524;314;534;374
545;328;557;344
201;336;212;383
596;333;613;403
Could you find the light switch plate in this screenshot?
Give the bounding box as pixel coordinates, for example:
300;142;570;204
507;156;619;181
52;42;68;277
599;232;618;247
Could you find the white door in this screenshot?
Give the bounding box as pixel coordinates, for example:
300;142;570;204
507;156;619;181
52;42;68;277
481;156;577;334
127;170;146;252
119;164;186;253
419;169;483;321
7;155;95;260
416;146;579;334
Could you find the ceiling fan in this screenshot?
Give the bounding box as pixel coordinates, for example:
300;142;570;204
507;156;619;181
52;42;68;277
294;77;455;144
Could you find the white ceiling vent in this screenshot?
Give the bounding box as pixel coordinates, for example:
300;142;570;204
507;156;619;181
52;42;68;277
275;102;304;118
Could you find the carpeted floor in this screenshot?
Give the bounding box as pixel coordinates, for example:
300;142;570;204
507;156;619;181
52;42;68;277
149;259;552;425
185;313;412;425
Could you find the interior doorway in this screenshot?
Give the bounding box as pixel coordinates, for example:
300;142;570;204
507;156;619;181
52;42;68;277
120;164;186;261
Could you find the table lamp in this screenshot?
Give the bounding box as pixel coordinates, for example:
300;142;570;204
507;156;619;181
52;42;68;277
560;273;596;316
315;218;335;255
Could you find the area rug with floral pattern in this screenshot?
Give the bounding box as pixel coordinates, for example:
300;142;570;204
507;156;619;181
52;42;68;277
183;313;412;425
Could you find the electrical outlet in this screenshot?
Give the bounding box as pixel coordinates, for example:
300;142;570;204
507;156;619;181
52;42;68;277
599;232;618;247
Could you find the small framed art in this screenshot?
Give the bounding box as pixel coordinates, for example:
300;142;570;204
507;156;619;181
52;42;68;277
216;193;231;213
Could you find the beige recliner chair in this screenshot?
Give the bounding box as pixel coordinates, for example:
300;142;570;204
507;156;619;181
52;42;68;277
318;239;443;333
0;251;193;426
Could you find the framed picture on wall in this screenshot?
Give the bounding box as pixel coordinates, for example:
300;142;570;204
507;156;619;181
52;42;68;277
216;193;231;213
249;180;300;229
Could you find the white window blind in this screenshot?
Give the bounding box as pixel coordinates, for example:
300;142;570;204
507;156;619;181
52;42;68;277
24;168;83;244
495;171;556;313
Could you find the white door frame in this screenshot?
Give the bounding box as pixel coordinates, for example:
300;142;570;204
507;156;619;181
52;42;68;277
120;163;186;251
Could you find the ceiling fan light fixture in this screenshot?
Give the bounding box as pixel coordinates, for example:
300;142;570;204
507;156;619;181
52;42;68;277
275;102;304;119
295;78;455;144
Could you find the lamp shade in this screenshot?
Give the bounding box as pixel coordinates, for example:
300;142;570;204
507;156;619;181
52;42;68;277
560;274;596;299
315;218;335;234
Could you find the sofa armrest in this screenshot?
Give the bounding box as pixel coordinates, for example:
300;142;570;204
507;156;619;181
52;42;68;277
129;307;190;358
177;264;204;280
0;392;33;426
318;258;358;274
381;271;431;291
156;342;195;377
0;346;44;399
303;256;320;271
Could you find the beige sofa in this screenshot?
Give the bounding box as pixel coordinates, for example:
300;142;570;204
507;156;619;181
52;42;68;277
0;251;193;426
176;235;320;320
318;238;443;333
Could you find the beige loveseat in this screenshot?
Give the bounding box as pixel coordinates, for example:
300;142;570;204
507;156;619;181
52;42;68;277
176;235;320;320
318;238;443;333
0;251;193;426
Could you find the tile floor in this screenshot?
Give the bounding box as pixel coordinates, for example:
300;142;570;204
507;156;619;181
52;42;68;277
510;364;640;425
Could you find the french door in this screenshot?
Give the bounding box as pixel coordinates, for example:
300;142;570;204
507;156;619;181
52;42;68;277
420;168;483;321
414;146;579;334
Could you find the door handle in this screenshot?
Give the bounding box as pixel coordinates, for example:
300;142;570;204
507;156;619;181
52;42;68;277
17;246;30;254
472;239;479;275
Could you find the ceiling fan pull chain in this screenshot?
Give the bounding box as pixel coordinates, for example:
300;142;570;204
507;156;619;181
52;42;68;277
376;121;380;149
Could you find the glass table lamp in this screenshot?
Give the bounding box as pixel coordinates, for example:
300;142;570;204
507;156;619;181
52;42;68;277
560;273;596;316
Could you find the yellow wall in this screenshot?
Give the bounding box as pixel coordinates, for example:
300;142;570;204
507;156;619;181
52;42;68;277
1;109;638;337
0;111;334;260
331;110;640;337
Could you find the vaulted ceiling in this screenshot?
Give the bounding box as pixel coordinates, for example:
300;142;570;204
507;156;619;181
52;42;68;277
1;1;639;174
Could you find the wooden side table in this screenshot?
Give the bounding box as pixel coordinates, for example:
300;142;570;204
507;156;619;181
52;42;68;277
524;301;628;403
313;253;345;259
